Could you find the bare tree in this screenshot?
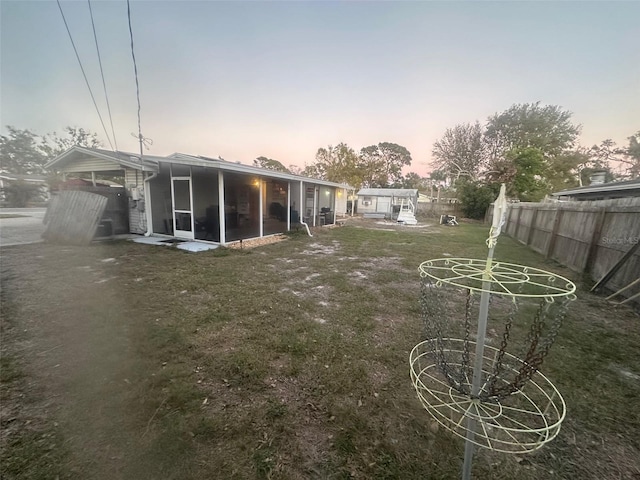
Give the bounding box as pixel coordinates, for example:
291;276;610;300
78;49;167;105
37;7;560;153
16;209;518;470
431;122;486;180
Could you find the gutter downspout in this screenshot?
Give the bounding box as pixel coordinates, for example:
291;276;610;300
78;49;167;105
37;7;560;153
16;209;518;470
300;218;312;237
143;171;158;236
299;180;312;237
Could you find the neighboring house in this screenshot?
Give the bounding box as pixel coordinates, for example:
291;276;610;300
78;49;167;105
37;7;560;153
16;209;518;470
45;146;348;245
552;178;640;201
0;172;50;203
356;188;418;217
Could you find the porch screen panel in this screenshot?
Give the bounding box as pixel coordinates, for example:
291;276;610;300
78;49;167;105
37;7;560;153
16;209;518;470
224;173;260;242
264;179;289;235
318;187;335;225
174;180;191;211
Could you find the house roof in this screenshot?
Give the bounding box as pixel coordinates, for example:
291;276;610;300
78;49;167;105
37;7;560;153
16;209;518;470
357;188;418;197
552;178;640;197
169;153;349;188
45;146;350;189
45;146;162;172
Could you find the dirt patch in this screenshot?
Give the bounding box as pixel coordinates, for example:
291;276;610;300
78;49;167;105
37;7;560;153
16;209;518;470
300;241;341;256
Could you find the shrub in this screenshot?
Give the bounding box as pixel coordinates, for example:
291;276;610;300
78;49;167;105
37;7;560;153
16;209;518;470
457;181;499;220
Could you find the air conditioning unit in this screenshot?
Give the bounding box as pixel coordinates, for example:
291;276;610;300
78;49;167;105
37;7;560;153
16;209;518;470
363;201;371;206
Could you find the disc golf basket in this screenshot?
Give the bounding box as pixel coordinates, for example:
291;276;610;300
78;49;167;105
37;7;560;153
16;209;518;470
410;185;576;479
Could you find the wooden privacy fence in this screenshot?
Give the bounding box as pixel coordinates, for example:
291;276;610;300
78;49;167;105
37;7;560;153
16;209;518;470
60;185;129;234
43;190;108;245
417;202;461;216
486;197;640;305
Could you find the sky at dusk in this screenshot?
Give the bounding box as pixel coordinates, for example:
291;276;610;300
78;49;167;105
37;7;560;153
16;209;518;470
1;1;639;176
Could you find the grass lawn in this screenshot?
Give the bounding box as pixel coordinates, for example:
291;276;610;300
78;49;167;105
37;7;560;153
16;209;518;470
1;218;639;479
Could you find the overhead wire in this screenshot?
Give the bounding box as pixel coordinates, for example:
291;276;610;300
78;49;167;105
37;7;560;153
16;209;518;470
87;0;118;152
126;0;144;160
56;0;115;151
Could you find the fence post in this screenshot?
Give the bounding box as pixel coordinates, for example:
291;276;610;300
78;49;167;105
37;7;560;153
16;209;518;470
585;207;607;274
546;208;564;259
506;205;514;234
484;204;492;224
526;207;539;246
514;206;524;242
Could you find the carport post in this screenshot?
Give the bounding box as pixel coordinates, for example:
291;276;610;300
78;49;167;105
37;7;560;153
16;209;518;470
287;182;291;230
218;171;226;245
259;179;263;238
299;181;304;223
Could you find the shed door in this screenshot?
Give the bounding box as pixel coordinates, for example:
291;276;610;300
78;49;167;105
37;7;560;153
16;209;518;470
171;177;194;239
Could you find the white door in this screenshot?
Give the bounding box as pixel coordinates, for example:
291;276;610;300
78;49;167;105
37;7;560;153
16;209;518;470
171;177;194;239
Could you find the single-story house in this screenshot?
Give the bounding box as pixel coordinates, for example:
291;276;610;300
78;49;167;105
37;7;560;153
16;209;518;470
46;146;349;245
356;188;418;217
552;178;640;201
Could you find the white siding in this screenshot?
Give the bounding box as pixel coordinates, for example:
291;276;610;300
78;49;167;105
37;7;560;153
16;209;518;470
125;168;143;188
357;196;377;214
59;157;122;173
335;188;348;215
125;168;146;234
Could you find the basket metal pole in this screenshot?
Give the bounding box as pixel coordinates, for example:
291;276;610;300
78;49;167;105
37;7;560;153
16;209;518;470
462;246;495;480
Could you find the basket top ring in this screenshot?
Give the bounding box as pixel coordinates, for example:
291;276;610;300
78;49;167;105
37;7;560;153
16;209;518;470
419;258;576;298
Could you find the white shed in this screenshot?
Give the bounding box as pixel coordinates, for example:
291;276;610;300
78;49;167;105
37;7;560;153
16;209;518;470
356;188;418;217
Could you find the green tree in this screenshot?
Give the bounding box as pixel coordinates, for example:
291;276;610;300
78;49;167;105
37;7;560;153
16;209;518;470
486;147;549;201
0;126;47;174
429;169;449;185
485;102;581;159
393;172;428;190
588;139;619;168
431;122;486;180
40;126;102;158
253;156;290;173
619;131;640;179
484;103;583;196
509;148;548;201
547;149;586;191
359;142;412;187
311;143;361;186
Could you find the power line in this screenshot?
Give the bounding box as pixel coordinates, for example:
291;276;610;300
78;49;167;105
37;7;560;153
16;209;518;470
126;0;144;159
87;0;118;151
56;0;114;151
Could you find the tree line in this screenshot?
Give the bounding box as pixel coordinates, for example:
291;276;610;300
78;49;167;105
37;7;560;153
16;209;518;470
430;102;639;217
3;104;638;215
1;126;102;175
254;142;422;191
1;126;422;190
0;126;104;206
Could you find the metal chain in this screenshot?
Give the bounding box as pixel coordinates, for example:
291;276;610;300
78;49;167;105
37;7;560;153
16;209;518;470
483;296;517;399
461;289;473;386
420;274;573;401
420;278;469;394
486;296;570;400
